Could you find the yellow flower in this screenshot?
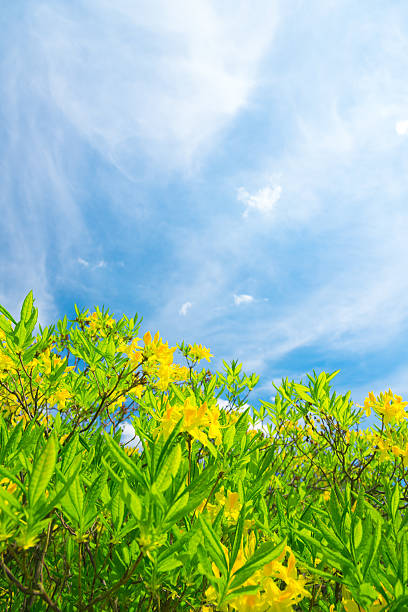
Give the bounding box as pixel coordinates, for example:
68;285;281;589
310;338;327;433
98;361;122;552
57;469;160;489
187;343;213;363
322;490;330;502
359;389;408;425
0;478;17;495
213;488;242;522
48;388;71;411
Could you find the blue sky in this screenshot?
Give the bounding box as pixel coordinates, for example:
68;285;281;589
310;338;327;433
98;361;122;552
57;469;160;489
1;1;408;440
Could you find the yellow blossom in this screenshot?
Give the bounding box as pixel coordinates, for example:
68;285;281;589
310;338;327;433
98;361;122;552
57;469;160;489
48;388;71;411
322;490;330;502
187;343;213;363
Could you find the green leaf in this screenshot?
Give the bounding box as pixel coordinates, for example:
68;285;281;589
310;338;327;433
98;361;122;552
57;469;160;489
229;506;245;574
0;304;17;326
0;316;13;335
229;538;286;590
198;515;228;575
353;518;363;551
293;383;314;404
163;491;189;528
154;417;184;481
67;474;84;523
61;433;80;475
103;431;145;484
15;321;26;348
316;372;327;398
152;443;181;495
391;484;400;521
169;382;187;404
20;291;33;325
275;490;287;529
2;418;24;461
24;306;38;337
223;424;235;453
157;557;183;573
84;471;107;512
224;584;263;603
362;516;382;578
233;408;251;447
120;479;142;520
111;490;125;531
37;456;83;521
400;531;408;584
101;457;122;484
28;434;58;509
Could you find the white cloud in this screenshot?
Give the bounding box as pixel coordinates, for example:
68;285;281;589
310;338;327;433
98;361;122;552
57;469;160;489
179;301;192;316
395;120;408;135
33;0;278;175
0;1;278;333
78;257;89;267
237;185;282;218
234;294;254;305
94;260;107;269
119;422;141;448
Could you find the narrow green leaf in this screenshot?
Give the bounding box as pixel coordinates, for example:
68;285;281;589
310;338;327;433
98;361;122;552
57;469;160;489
24;307;38;337
61;433;80;474
28;434;58;509
2;419;24;460
400;531;408;584
229;506;245;574
163;491;189;528
391;484;400;521
101;457;122;484
20;291;33;324
154;417;184;480
0;304;17;325
223;424;235;453
169;382;186;404
157;557;183;573
84;471;107;515
103;432;144;484
152;443;181;495
0;316;13;335
293;383;314;403
39;456;83;521
362;517;382;578
224;584;263;603
198;515;228;574
67;475;84;522
111;491;125;531
229;538;286;590
120;479;142;520
15;321;26;347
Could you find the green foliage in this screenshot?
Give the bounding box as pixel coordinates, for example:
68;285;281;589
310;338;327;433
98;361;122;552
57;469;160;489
0;291;405;610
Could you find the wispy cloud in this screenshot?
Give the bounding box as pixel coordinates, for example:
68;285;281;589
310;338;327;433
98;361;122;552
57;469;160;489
237;184;282;218
33;0;278;176
395;120;408;135
0;1;278;331
233;294;254;306
179;302;192;316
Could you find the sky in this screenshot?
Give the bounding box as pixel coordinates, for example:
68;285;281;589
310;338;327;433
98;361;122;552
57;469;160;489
1;1;408;443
